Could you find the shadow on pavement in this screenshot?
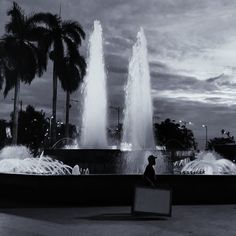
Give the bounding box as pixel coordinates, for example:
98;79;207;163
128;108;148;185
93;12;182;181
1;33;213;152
77;213;168;221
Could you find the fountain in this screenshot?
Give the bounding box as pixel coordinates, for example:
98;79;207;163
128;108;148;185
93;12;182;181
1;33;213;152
0;146;72;175
122;28;155;150
0;22;236;205
181;151;236;175
43;24;164;175
80;20;108;148
1;21;235;177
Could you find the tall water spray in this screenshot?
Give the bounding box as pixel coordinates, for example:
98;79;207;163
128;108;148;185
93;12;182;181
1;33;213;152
122;28;155;150
80;21;108;148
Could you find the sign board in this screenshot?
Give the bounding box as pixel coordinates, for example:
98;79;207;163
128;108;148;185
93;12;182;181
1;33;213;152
132;186;172;216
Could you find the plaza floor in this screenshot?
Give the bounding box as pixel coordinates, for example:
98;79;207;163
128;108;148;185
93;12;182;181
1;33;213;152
0;205;235;236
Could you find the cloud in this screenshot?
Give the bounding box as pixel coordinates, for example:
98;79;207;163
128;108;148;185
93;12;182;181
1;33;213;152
153;97;236;148
105;54;128;75
151;72;217;91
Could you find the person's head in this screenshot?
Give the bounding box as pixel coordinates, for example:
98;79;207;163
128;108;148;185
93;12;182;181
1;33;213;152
148;155;157;166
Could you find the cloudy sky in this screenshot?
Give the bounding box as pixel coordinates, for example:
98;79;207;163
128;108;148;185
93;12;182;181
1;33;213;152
1;0;236;148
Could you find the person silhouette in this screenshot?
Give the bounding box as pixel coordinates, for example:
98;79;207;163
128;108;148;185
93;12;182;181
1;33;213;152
143;155;157;187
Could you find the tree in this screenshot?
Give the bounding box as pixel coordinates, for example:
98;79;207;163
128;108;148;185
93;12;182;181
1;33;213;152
208;137;235;150
60;54;86;139
0;41;7;90
0;119;11;148
208;130;235;150
13;105;48;152
154;118;196;150
0;2;46;144
30;13;85;144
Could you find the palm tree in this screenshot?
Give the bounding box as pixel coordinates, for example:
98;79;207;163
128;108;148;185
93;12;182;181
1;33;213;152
0;40;6;90
31;13;85;145
60;53;86;139
0;2;47;144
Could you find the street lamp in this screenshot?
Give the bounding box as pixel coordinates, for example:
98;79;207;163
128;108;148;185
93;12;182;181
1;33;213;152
46;116;54;144
202;124;208;150
57;120;63;127
179;120;192;126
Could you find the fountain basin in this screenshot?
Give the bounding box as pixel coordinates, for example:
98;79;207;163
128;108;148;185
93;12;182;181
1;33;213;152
0;173;236;206
44;149;176;174
45;149;125;174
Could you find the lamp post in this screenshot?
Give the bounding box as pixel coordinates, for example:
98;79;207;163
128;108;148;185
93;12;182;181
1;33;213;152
57;120;63;138
202;124;208;150
46;116;54;146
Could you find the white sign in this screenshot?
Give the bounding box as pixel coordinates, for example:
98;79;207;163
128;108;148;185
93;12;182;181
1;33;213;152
132;187;172;216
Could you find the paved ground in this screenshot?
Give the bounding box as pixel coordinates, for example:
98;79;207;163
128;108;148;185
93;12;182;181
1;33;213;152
0;205;235;236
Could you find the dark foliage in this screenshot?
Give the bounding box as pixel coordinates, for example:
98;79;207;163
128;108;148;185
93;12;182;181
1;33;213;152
13;105;48;152
0;119;11;148
30;11;86;143
208;137;235;150
1;2;47;96
59;54;86;93
31;11;86;87
154;118;196;150
0;2;49;144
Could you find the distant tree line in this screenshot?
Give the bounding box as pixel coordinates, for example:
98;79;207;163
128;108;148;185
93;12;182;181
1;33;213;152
0;105;77;153
208;129;235;150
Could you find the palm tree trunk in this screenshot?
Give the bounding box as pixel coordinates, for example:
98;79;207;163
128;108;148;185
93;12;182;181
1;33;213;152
51;62;57;146
12;77;20;145
65;90;70;140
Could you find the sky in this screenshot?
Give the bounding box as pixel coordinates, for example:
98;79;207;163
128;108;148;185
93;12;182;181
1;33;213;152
1;0;236;148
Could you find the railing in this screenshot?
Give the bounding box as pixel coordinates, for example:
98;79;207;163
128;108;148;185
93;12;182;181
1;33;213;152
171;150;195;162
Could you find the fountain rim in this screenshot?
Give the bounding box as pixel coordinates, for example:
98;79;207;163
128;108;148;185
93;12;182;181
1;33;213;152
44;148;167;153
